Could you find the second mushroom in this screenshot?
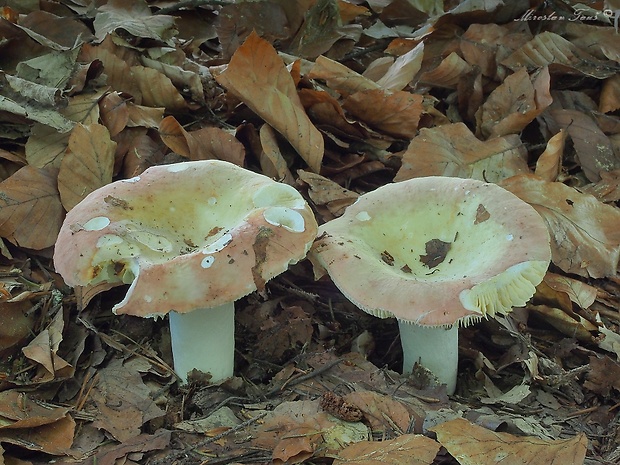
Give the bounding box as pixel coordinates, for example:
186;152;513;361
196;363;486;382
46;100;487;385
54;160;318;383
309;176;551;394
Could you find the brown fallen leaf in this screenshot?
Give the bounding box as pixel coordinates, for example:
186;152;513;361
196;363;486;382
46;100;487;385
0;390;75;456
130;65;186;111
584;355;620;397
159;115;246;166
431;417;588;465
394;122;528;183
0;165;64;250
535;130;565;182
477;66;552;138
82;429;171;465
542;109;620;182
343;390;411;434
90;358;165;442
333;433;440;465
308;55;380;97
342;89;424;139
21;310;74;383
501;31;616;79
57;123;116;211
215;31;323;172
500;174;620;278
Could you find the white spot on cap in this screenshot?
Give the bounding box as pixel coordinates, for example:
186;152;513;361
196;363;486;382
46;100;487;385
263;207;305;232
253;183;306;209
203;233;233;254
96;234;124;248
122;176;140;183
201;255;215;268
130;230;173;253
144;295;153;303
168;163;189;172
207;197;217;206
84;216;110;231
355;211;371;222
506;234;514;241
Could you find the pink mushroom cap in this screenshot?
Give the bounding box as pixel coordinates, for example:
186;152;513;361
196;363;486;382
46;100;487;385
310;176;551;327
54;160;318;318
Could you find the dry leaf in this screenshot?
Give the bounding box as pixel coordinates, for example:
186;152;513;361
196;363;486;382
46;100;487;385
57;123;116;211
333;434;440;465
542;272;597;310
395;122;528;183
159;115;245;165
418;52;473;88
600;74;620;113
90;359;165;442
431;417;588;465
215;31;323;172
501;31;616;79
309;55;380;97
342;89;423;138
130;65;186;111
343;390;411;433
0;165;64;250
477;66;552;138
375;42;424;91
258;124;295;184
543;109;620;182
500;174;620;278
535;130;565;182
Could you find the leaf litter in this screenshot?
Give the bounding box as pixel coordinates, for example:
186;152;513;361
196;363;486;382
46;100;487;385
0;1;619;464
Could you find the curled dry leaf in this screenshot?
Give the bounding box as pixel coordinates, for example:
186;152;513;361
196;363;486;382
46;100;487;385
418;52;473;88
535;129;565;182
309;55;380;97
543;109;620;182
258;124;295;184
343;89;423;138
579;169;620;203
375;42;424;91
600;74;620;113
394;122;528;183
130;65;186;111
215;31;323;172
159;115;246;166
500;174;620;278
0;165;64;250
431;417;587;465
57;123;116;211
297;170;358;217
477;66;552;138
22;311;74;383
542;272;597;310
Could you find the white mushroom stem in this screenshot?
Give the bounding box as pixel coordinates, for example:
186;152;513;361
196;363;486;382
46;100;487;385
168;302;235;384
398;321;459;395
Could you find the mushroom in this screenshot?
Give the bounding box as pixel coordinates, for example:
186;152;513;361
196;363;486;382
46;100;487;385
54;160;318;383
309;176;551;394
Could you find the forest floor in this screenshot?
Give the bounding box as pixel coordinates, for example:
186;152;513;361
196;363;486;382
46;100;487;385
0;0;620;464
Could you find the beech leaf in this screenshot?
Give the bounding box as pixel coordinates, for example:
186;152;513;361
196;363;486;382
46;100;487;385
333;434;440;465
215;31;323;172
57;123;116;211
500;174;620;278
431;417;587;465
0;165;64;250
395;122;528;183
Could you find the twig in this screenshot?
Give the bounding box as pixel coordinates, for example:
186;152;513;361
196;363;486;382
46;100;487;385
265;357;344;397
148;411;268;465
